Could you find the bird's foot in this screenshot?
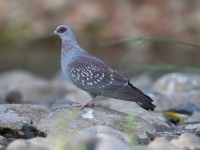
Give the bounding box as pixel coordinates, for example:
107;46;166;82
74;100;94;109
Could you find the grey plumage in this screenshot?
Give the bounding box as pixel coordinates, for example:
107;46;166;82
51;25;156;111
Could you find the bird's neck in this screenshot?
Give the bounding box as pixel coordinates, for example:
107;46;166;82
61;40;79;53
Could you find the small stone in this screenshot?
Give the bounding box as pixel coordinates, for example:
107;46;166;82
171;132;200;150
6;91;22;104
148;137;179;150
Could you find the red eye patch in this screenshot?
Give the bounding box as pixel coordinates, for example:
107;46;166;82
57;27;67;33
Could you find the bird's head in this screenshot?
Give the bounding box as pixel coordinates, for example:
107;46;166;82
50;25;76;41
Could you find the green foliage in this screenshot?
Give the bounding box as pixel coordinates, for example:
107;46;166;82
124;113;137;150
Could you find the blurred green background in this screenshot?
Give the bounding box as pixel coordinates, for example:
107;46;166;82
1;0;200;78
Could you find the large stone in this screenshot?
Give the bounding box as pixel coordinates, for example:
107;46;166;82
0;70;69;106
37;106;126;136
153;73;200;95
153;73;200;107
37;104;157;144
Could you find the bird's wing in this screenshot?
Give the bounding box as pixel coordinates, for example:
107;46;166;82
68;55;155;110
67;55;128;96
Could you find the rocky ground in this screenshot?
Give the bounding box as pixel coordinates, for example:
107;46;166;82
0;70;200;150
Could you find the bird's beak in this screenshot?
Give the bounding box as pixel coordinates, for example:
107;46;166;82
50;31;57;36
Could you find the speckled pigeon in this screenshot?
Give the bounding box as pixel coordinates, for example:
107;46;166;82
50;25;156;111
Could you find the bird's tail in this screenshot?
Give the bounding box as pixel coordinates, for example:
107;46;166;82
136;96;156;111
128;82;156;111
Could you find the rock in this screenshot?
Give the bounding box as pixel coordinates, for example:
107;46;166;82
6;91;22;104
153;73;200;95
148;137;179;150
0;104;48;140
136;145;151;150
50;99;74;111
0;105;30;131
93;135;131;150
145;90;173;111
95;98;147;114
0;135;8;147
156;132;180;140
134;117;156;144
171;132;200;150
37;106;126;136
80;125;130;144
175;123;200;136
0;70;69;106
37;105;157;144
138;112;171;132
0;70;47;99
68;134;131;150
6;137;55;150
3;104;49;125
184;111;200;123
171;91;200;106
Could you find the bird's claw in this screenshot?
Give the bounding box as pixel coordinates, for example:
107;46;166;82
73;101;94;109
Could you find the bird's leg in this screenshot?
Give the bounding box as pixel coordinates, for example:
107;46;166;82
74;100;94;109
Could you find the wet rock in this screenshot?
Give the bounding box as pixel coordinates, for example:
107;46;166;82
153;73;200;95
6;137;55;150
0;104;48;140
171;132;200;150
148;137;179;150
145;90;173;111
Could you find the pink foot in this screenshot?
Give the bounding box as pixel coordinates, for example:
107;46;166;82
74;100;93;109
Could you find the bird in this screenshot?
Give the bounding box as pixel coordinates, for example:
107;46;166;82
50;25;156;111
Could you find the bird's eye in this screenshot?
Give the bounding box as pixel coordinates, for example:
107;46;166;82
57;27;67;33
